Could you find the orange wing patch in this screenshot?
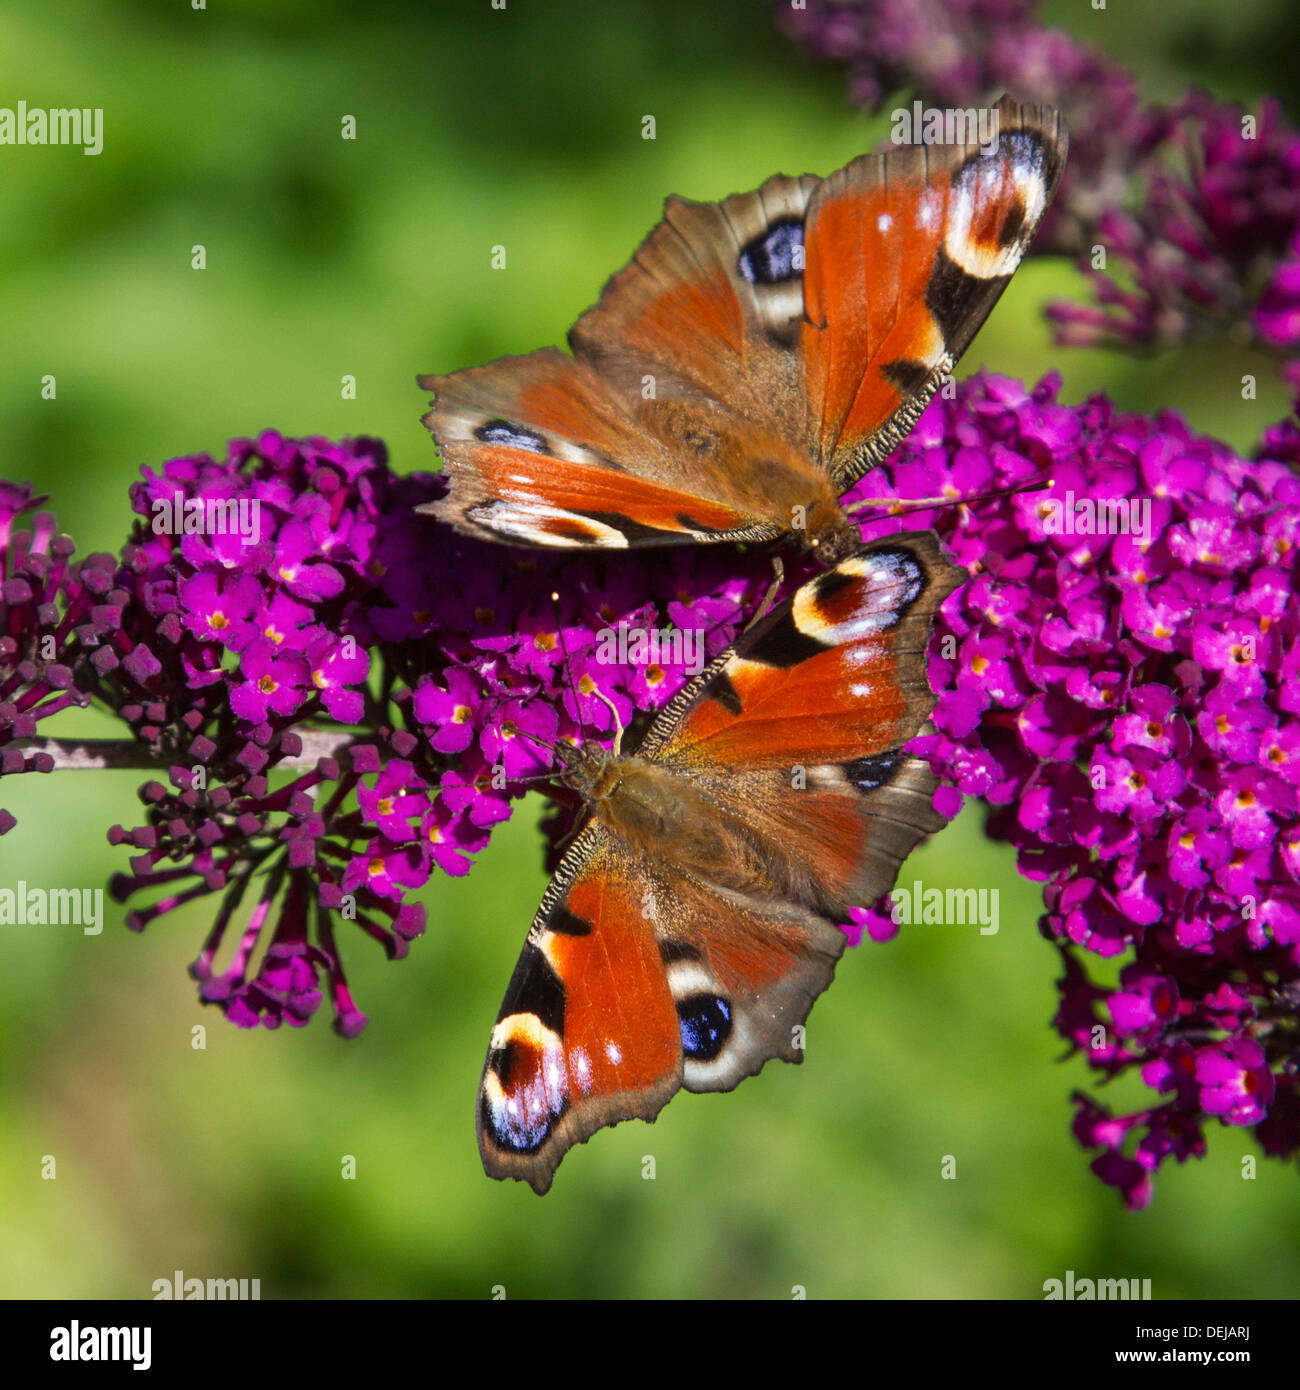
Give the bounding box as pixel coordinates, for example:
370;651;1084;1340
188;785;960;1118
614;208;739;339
478;835;683;1194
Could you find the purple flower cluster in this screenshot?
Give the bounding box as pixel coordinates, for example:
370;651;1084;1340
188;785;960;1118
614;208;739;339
780;2;1300;378
4;379;1297;1203
97;434;426;1035
5;433;766;1036
778;0;1156;255
849;371;1300;1206
1048;94;1300;367
0;482;99;833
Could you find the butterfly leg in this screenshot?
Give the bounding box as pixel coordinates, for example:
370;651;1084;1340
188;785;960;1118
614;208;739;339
842;476;1050;522
743;554;786;632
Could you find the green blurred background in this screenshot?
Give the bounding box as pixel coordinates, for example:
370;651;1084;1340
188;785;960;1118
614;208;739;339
1;0;1296;1299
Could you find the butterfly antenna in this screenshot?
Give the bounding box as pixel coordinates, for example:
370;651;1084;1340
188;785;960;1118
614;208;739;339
549;590;588;737
504;769;565;788
589;686;625;756
844;476;1054;521
480;691;566;770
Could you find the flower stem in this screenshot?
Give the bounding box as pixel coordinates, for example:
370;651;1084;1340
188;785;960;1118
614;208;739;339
8;731;360;772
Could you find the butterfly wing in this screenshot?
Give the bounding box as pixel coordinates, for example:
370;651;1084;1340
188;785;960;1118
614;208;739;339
477;819;851;1194
420;174;824;550
638;530;963;958
613;534;963;1105
423;101;1064;552
478;824;684;1195
479;532;963;1192
418;349;776;548
801;98;1067;487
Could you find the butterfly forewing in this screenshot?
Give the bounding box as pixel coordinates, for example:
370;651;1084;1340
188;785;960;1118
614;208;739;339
802;98;1068;486
417;349;770;548
478;827;683;1194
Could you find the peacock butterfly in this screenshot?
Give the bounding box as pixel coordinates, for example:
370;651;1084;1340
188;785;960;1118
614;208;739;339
418;96;1065;564
478;532;963;1193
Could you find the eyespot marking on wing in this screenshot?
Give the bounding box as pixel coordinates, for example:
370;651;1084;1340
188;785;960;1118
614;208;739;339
737;219;805;285
842;752;903;792
466;500;632;548
664;958;750;1089
474;419;552;454
791;550;925;642
943;133;1049;281
482;1010;569;1155
677;993;733;1061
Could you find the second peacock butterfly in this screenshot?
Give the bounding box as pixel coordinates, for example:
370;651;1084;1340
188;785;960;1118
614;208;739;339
477;532;963;1193
419;96;1065;566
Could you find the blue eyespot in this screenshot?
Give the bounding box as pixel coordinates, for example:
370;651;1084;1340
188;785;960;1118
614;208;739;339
738;221;804;285
678;994;732;1061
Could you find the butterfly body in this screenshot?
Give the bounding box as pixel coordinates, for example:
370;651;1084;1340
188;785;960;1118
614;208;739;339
420;98;1066;560
553;740;848;921
478;535;963;1193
